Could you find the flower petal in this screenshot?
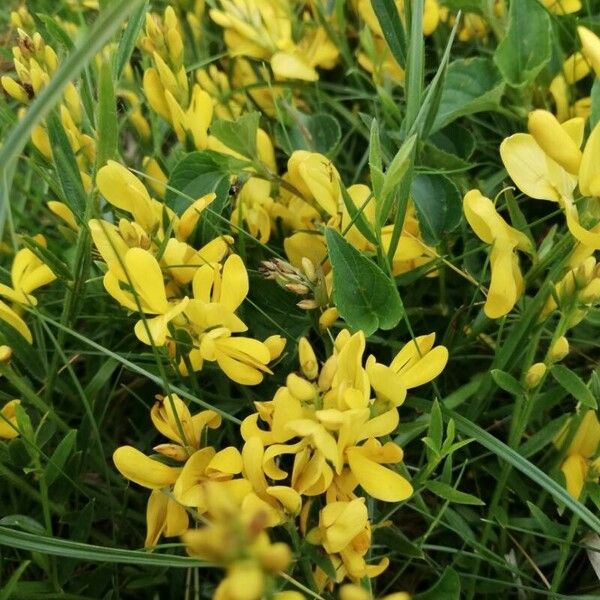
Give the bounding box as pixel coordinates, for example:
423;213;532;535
113;446;181;489
347;447;412;502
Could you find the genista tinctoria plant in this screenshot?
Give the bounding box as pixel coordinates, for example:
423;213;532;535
2;0;600;598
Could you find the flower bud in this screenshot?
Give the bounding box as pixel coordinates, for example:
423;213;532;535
259;542;292;573
297;298;319;310
1;76;29;103
580;278;600;304
286;373;315;401
264;335;286;360
525;362;547;389
319;306;338;329
548;337;569;362
153;443;188;461
578;26;600;77
0;345;12;363
299;337;318;380
301;257;317;283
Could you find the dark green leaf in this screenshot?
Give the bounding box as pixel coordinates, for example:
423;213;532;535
46;112;88;221
377;134;416;226
339;182;377;245
371;0;406;68
590;78;600;130
113;0;148;80
0;526;209;568
165;151;230;215
374;526;425;559
45;430;77;486
275;112;341;155
551;365;597;409
447;407;600;533
411;173;461;245
369;119;384;199
425;481;486;505
491;369;525;397
325;228;404;335
414;566;461;599
96;61;118;169
432;58;504;131
0;559;30;600
210;112;260;159
494;0;552;88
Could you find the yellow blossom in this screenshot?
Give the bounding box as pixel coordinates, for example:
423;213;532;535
554;410;600;498
463;189;533;318
0;400;21;440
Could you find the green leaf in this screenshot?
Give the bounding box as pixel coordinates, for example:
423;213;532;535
551;365;597;409
95;60;119;169
165;151;230;215
494;0;552;88
46;112;88;222
432;57;504;131
410;173;461;246
0;560;30;600
0;516;45;535
491;369;525;397
210;112;260;159
447;407;600;534
374;526;425;559
45;430;77;486
404;0;424;131
428;399;444;453
0;526;209;568
275;112;341;155
377;134;417;226
113;0;149;80
411;16;459;138
369;119;384;199
414;566;461;599
425;481;486;506
590;78;600;130
440;0;483;9
520;414;570;458
325;228;404;335
339;182;377;245
371;0;406;68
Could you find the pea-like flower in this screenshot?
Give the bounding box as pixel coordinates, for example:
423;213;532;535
463;189;533;318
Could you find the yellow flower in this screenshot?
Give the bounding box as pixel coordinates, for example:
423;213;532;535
340;584;410;600
307;498;389;581
113;396;222;546
463;189;533;319
286;151;341;216
196;65;244;121
182;482;293;600
554;410;600;498
96;160;167;234
47;201;78;231
181;255;275;384
543;0;581;14
0;236;56;306
103;247;189;346
500;111;600;250
240;330;446;504
0;301;32;343
0;400;21;440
